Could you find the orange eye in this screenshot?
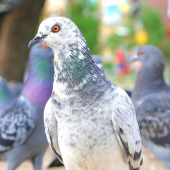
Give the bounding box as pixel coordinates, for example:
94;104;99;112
53;25;60;32
140;51;145;55
41;45;47;49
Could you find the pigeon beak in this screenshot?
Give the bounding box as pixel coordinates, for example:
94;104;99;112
130;55;143;70
130;55;139;63
28;34;47;48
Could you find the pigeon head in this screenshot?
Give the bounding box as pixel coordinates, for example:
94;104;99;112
28;17;84;49
132;45;168;100
132;45;165;68
28;17;109;98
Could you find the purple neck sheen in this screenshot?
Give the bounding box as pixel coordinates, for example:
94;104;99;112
22;44;54;107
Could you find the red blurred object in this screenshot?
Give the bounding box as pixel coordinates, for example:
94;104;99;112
166;25;170;37
114;49;130;76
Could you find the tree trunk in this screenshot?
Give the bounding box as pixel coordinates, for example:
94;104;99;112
0;0;45;82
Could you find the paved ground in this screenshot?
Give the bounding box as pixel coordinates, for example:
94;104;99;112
0;147;165;170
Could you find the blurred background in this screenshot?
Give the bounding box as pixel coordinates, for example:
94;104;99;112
0;0;170;90
0;0;169;169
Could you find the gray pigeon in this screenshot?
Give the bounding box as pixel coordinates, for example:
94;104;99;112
29;17;143;170
0;0;24;13
131;45;170;170
0;76;14;115
8;82;23;97
0;76;23;116
0;44;54;170
92;55;104;73
0;76;23;117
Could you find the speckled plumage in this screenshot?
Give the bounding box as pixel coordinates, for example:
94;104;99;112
29;17;143;170
132;45;170;170
47;54;105;168
0;44;54;170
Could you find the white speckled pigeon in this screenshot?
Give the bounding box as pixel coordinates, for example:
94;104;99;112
0;44;54;170
29;17;143;170
47;53;132;168
131;45;170;170
92;55;132;97
47;54;105;168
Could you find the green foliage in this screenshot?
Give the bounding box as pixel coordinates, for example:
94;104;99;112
141;4;170;60
106;16;136;52
107;28;135;51
141;4;165;45
65;0;100;54
106;4;165;53
103;62;113;70
157;37;170;61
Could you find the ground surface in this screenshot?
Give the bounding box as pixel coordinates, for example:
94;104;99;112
0;147;166;170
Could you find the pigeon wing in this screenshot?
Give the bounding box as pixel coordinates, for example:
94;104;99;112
111;87;143;170
136;93;170;148
0;95;37;152
44;98;63;163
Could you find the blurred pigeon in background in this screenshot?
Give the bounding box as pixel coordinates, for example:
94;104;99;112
131;45;170;170
0;76;23;116
47;155;63;168
92;55;104;73
0;0;25;13
8;82;23;97
0;76;14;115
29;17;143;170
125;90;132;97
0;44;54;170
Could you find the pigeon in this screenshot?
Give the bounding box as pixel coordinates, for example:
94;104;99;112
0;0;25;13
131;45;170;170
47;54;105;169
125;90;132;97
0;76;14;115
8;82;23;97
47;53;131;168
0;76;23;116
0;44;54;170
92;55;104;73
29;17;143;170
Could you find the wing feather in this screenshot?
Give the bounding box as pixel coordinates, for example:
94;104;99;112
112;88;143;170
135;93;170;148
0;95;37;152
44;97;63;163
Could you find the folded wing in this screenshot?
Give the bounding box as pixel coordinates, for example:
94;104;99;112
112;87;143;170
0;95;37;151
